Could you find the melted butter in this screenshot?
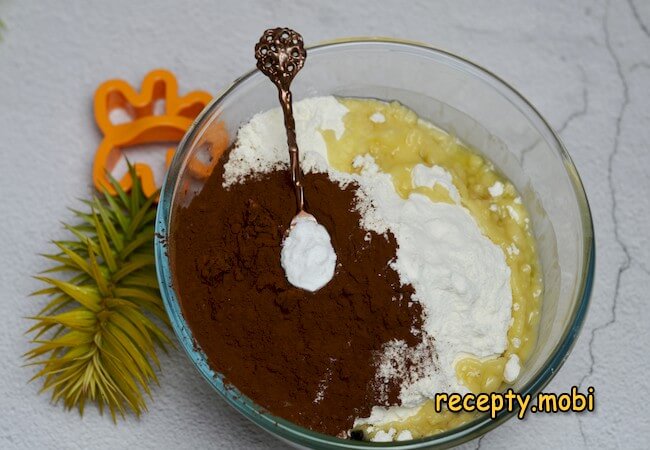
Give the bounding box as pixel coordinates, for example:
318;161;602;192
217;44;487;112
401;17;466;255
322;98;543;439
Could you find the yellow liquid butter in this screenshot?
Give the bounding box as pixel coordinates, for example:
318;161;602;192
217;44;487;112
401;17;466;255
322;98;543;439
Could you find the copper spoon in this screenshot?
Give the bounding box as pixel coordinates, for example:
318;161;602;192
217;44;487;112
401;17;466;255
255;28;316;227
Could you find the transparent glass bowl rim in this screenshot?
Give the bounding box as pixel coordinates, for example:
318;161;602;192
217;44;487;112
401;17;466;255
155;38;595;449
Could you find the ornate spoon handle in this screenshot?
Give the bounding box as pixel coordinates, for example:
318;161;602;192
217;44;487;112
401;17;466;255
255;28;307;212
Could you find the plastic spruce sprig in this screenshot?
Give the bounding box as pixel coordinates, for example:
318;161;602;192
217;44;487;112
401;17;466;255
25;164;172;421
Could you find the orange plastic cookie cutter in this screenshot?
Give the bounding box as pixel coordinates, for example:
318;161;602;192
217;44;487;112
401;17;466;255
92;69;225;199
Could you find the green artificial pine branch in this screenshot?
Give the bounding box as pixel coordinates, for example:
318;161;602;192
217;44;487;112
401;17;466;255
26;165;172;420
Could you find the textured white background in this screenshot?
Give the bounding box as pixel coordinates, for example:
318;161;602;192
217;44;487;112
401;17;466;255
1;0;649;448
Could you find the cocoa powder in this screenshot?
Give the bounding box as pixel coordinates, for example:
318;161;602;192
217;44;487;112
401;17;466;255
170;152;423;437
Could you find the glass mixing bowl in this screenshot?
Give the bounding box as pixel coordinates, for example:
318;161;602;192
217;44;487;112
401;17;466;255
155;39;594;449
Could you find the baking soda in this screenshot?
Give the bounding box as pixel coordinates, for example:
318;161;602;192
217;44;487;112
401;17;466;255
281;217;336;292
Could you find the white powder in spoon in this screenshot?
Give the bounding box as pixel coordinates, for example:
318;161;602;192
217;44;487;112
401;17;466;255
281;217;336;292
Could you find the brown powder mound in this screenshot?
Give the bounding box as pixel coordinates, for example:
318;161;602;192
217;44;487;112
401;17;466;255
170;156;423;437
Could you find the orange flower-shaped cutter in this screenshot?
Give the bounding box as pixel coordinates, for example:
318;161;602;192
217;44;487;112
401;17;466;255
93;69;227;199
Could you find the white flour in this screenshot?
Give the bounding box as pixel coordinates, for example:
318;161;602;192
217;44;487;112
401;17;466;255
223;96;513;434
411;163;461;203
223;96;345;186
504;354;521;383
350;156;511;413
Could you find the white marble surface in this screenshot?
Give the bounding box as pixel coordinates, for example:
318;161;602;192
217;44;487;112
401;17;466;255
1;0;649;448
